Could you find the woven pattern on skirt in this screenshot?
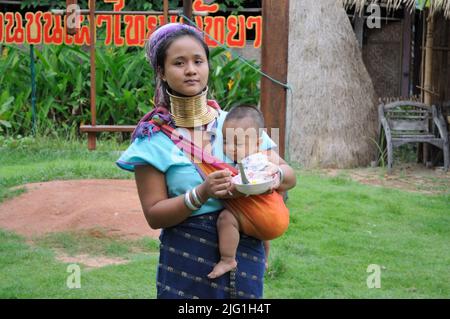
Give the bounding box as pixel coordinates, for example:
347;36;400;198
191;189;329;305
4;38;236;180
157;211;266;299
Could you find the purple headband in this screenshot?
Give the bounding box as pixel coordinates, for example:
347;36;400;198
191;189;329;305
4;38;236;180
146;23;204;70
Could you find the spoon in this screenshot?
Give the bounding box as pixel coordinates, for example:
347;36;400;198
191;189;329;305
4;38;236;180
237;162;250;184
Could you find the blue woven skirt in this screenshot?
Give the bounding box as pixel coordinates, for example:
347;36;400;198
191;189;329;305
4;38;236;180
156;211;266;299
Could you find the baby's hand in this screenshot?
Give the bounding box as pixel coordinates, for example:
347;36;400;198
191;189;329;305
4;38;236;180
266;162;281;191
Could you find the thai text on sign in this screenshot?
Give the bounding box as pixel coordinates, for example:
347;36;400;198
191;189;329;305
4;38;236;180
0;0;262;48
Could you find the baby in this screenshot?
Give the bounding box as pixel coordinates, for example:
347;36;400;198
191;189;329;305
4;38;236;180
207;105;289;279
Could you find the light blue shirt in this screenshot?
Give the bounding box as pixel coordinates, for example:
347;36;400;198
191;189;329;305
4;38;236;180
116;109;277;216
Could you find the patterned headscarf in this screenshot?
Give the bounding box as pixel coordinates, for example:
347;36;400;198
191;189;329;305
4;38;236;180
145;23;205;108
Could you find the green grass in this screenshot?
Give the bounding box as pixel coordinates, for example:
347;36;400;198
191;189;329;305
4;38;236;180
0;136;449;298
0;135;130;203
0;230;158;299
265;173;450;298
35;229;160;258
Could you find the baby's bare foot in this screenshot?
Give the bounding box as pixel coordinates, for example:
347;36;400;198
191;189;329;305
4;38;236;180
207;259;237;279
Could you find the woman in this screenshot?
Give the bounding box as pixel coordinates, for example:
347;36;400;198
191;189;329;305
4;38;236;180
116;23;296;299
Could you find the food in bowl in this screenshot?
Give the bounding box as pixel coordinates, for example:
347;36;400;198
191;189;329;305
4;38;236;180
232;153;275;195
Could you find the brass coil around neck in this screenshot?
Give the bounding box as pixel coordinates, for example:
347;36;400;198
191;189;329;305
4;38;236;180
167;87;217;127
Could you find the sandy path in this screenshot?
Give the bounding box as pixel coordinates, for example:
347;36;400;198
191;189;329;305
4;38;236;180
0;179;160;240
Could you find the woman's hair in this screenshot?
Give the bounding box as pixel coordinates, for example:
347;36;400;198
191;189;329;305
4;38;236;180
145;23;210;108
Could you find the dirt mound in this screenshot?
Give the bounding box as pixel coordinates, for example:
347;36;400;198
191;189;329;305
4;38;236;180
0;180;160;240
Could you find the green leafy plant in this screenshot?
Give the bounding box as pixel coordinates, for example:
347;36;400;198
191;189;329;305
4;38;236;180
0;44;155;137
209;47;260;110
20;0;191;11
0;94;14;132
217;0;246;14
1;43;261;138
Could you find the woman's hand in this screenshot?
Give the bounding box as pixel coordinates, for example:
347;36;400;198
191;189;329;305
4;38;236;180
197;169;233;200
223;182;245;199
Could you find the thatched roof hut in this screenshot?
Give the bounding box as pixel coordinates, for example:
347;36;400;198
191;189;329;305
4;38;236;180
285;0;450;168
286;0;378;168
343;0;450;18
344;0;450;105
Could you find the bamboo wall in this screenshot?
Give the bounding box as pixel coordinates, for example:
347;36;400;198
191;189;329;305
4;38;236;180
362;21;403;99
430;14;450;106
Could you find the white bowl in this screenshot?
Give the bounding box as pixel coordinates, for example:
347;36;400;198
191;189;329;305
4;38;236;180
232;175;274;195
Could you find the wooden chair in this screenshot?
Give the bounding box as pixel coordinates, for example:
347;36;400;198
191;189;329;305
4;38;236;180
376;101;449;173
441;101;450;132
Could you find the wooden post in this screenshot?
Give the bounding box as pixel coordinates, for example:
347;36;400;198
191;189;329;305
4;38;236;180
401;10;412;97
163;0;169;25
261;0;289;158
423;12;434;164
439;18;448;102
88;0;97;150
412;11;423;97
183;0;192;24
417;11;426;163
420;11;426;102
424;13;434;106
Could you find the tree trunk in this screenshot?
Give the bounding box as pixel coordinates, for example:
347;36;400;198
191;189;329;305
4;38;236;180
286;0;378;168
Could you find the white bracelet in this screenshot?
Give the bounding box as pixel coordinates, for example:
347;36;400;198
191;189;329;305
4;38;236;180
184;191;199;211
191;187;203;207
277;166;285;184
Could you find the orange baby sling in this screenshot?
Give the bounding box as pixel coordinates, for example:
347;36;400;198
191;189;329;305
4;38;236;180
147;111;290;241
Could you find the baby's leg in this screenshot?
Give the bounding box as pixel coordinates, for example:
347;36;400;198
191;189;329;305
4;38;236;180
207;209;240;279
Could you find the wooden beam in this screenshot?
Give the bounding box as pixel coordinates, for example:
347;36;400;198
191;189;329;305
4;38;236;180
163;0;169;25
80;125;136;133
89;0;97;150
261;0;289;158
183;0;193;23
53;9;206;16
